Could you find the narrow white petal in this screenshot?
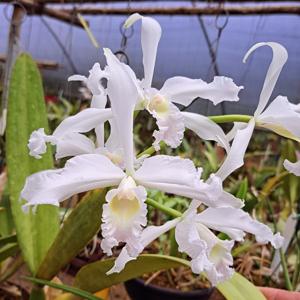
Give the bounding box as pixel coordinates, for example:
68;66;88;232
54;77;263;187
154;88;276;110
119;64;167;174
160;76;243;106
106;247;135;275
106;218;180;274
226;122;247;143
91;94;107;109
243;42;288;117
135;155;225;207
68;63;106;95
182;112;230;153
104;48;140;174
196;207;284;248
68;75;87;82
152;103;185;150
258;96;300;140
141;218;180;246
283;159;300;176
53;108;112;138
91;94;108;147
216;119;255;181
55;133;96;159
21;154;125;207
125;13;161;88
271;213;297;277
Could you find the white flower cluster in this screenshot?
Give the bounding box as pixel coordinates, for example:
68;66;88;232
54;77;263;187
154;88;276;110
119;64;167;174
21;13;300;285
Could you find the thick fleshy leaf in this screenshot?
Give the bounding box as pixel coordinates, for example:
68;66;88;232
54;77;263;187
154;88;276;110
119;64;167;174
0;243;19;262
258;96;300;140
216;120;255;181
21;154;125;207
182;112;230;152
283;159;300;176
74;254;190;293
104;48;140;174
217;272;266;300
160;76;243;106
196;207;283;247
25;277;102;300
125;13;161;88
243;42;288;117
6;53;59;274
37;189;106;280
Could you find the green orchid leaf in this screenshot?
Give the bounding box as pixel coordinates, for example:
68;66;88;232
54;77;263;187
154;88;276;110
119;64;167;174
37;189;106;280
0;243;19;262
217;272;266;300
0;234;17;247
74;254;265;300
6;53;59;274
74;254;190;293
281;140;299;209
0;192;15;236
24;277;102;300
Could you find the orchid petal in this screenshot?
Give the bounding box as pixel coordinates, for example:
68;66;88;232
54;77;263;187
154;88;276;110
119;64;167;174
53;108;112;137
68;75;87;82
28;128;52;159
175;214;234;285
160;76;243;106
216;119;255;181
135;155;224;207
196;207;284;248
125;13;161;88
68;63;106;95
182;112;230;153
283;159;300;176
21;154;125;208
151;103;185;150
91;94;108;147
28;108;113;160
225;122;247;143
101;177;147;256
55;133;96;159
107;218;180;274
257;96;300;140
243;42;288;117
104;48;140;174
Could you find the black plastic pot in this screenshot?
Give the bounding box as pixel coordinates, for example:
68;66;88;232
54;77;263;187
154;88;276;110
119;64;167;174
125;278;214;300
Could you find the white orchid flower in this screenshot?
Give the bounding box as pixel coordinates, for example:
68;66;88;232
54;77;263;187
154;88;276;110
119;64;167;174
28;108;113;160
20;153;241;272
216;42;300;180
124;13;243;151
283;159;300;176
108;199;283;283
68;63;109;146
23;47;243;275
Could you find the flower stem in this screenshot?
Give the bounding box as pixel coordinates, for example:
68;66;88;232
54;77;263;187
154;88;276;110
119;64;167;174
209;114;252;124
146;198;182;218
266;199;293;291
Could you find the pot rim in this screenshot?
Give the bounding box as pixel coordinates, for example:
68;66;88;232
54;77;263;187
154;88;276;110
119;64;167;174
126;278;214;296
